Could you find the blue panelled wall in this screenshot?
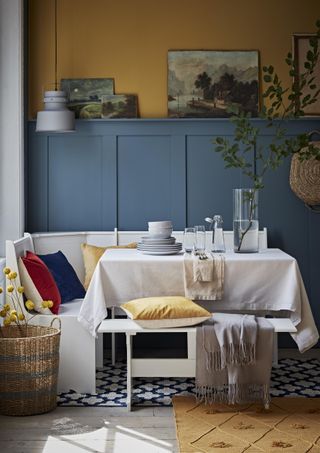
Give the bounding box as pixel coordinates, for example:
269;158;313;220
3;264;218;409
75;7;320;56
27;118;320;347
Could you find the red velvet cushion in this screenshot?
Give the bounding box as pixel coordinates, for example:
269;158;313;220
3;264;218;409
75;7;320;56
22;251;61;314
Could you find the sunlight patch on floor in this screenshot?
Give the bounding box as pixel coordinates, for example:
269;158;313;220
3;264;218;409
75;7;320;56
42;424;176;452
43;427;109;452
113;426;175;452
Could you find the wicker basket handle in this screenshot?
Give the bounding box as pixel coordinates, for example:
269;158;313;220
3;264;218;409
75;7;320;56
50;317;61;330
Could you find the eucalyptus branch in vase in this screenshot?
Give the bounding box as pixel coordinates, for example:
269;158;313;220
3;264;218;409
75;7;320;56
214;19;320;252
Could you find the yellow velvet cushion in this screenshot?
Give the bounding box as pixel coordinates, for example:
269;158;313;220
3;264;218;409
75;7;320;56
81;242;137;289
121;296;211;328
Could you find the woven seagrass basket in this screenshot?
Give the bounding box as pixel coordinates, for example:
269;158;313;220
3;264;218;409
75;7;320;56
0;319;61;416
290;142;320;208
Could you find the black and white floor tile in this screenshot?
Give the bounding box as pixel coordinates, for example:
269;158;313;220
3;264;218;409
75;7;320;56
58;358;320;407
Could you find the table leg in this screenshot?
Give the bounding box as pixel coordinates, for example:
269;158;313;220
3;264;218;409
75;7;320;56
126;333;133;411
111;306;116;366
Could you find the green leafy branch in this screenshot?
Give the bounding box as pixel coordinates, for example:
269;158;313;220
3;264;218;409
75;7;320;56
214;20;320;250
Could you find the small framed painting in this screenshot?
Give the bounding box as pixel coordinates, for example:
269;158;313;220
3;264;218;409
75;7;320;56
168;50;259;118
101;95;138;118
293;34;320;115
60;78;114;119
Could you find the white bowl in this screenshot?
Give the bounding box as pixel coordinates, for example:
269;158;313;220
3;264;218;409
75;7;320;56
148;227;173;234
148;226;173;238
148;221;172;228
148;226;172;231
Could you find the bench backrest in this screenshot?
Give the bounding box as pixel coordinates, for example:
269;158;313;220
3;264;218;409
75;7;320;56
31;231;117;284
5;234;35;318
6;233;34;284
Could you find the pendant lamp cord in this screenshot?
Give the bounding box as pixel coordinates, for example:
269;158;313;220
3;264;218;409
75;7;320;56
54;0;58;90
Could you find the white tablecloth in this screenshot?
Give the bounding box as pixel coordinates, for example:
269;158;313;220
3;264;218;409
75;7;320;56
78;249;319;352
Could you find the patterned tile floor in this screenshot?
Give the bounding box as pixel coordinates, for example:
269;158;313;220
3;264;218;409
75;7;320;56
58;358;320;407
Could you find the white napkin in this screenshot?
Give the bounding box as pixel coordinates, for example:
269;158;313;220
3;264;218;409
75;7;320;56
193;255;214;282
183;253;225;300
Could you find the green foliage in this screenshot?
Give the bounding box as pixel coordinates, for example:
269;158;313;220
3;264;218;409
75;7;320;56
213;20;320;193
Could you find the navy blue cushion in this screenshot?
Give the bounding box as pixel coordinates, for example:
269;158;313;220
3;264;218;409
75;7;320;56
37;251;85;303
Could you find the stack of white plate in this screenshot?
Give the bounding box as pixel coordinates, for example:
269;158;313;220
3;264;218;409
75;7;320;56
138;221;182;255
138;237;182;255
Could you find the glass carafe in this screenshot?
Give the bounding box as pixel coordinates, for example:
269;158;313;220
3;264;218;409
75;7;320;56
212;215;226;253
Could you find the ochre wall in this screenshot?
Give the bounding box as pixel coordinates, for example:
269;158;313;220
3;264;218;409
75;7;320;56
28;0;320;118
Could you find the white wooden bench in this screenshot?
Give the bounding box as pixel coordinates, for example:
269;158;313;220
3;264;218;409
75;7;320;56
5;232;119;393
98;318;297;411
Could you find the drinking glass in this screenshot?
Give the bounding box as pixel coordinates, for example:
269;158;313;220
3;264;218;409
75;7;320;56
183;227;195;253
195;225;206;252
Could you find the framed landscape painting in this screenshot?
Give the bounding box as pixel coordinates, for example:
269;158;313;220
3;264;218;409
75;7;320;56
101;95;138;118
61;78;114;119
168;50;259;118
293;34;320;115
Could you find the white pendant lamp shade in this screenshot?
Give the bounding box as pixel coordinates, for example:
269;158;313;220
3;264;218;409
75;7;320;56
35;0;75;132
36;90;75;133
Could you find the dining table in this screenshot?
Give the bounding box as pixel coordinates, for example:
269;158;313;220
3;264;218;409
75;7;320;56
78;248;319;353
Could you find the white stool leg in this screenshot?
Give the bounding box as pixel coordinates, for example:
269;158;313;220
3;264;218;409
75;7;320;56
187;331;196;359
111;306;116;365
126;333;133;411
96;333;104;369
272;332;278;366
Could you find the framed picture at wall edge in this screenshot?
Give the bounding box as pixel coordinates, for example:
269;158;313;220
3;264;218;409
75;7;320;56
293;34;320;115
168;50;260;118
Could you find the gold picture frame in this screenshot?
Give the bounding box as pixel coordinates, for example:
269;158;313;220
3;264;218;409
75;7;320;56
167;50;260;118
293;34;320;116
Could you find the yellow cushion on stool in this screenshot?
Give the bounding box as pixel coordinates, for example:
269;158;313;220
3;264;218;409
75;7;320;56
121;296;211;328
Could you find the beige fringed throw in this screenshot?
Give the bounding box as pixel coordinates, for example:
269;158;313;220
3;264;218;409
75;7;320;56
183;253;224;300
196;313;274;405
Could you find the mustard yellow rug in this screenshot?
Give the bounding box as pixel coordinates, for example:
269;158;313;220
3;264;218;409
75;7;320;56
173;396;320;452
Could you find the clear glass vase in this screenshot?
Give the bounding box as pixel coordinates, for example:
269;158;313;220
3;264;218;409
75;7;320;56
233;188;259;253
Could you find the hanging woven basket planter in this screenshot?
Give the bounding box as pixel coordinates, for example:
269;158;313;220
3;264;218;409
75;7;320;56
289;141;320;210
0;319;61;416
